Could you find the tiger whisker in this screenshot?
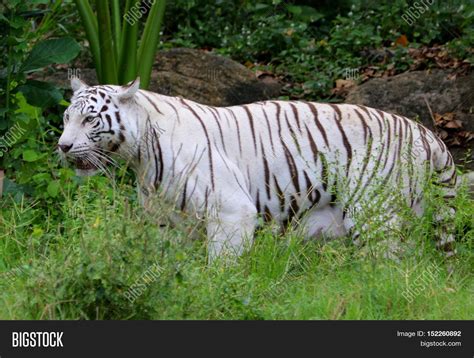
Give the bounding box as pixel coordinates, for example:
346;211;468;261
91;148;120;169
84;152;114;180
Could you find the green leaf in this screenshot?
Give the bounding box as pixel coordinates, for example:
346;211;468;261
47;180;60;198
21;37;81;72
137;0;166;88
17;80;63;108
2;177;26;199
23;150;39;162
286;5;302;15
96;0;118;83
74;0;102;80
287;5;322;22
14;92;40;119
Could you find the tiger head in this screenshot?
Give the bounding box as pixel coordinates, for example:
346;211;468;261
58;77;140;176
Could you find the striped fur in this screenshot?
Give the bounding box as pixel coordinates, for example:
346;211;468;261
59;77;458;260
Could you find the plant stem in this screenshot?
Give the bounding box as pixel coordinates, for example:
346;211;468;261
118;0;140;84
137;0;167;89
111;0;121;60
74;0;102;81
96;0;118;84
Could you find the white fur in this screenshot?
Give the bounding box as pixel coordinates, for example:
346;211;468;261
60;78;458;261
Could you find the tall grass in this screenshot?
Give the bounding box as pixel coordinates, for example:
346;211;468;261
0;178;472;320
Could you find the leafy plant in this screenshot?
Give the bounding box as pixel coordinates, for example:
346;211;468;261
74;0;167;88
0;1;80;175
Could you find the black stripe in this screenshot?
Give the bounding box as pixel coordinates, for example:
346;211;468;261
180;179;188;211
208;107;227;154
393;114;404;183
305;102;329;148
406;123;415;206
282;142;300;194
153;126;164;187
188;176;200;203
377;110;391;171
273;175;286;212
204;187;210;212
147;118;160;189
303;170;317;204
256;190;261;213
285;111;302;154
305;123;319;164
329;104;342;121
180;99;215;190
263;206;273;222
226;108;243;156
319;152;329;192
261;140;271;200
288;195;299;221
344;128;372;211
164;99;181;123
244;105;258;154
273;101;283;136
330;105;352;175
353;108;369;144
262;107;275;153
105;114;112;127
418;124;432;163
289;102;302;133
142;92;163;114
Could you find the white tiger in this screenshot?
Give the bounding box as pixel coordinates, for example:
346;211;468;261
58;77;459;261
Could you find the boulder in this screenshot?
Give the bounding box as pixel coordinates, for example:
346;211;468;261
149;48;280;106
346;70;474;170
33;48;280;107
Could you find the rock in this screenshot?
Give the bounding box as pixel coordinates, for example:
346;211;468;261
30;67;97;90
149;48;280;106
346;70;474;170
31;48;281;107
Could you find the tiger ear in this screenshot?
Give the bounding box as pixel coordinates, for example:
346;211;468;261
117;77;140;100
71;77;88;92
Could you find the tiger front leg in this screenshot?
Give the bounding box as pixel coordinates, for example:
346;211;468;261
206;200;258;264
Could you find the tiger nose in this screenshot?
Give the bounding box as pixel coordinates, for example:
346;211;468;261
58;143;73;153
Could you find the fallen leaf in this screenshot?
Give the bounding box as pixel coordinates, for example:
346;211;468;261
331;79;357;97
444;119;463;129
395;34;408;47
244;61;254;69
335;79;356;88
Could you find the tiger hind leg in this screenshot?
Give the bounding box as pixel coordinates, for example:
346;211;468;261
206;198;258;264
430;157;458;258
430;192;457;258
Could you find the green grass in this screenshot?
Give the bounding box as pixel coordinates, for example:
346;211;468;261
0;178;473;320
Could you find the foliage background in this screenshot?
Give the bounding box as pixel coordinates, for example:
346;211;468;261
0;0;473;319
